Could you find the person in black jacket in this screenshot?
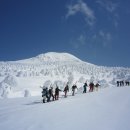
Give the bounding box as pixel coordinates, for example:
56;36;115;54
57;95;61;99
42;87;49;103
117;81;119;87
72;84;77;96
48;87;55;101
63;84;69;98
55;86;61;100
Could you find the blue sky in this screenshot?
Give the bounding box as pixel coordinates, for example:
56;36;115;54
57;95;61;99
0;0;130;67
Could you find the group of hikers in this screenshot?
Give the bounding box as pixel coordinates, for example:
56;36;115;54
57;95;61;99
41;81;100;103
41;85;60;103
117;80;130;87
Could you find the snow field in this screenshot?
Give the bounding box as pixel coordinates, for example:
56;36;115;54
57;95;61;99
0;86;130;130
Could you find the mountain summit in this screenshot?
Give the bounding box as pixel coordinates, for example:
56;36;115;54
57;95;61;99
15;52;81;64
36;52;81;62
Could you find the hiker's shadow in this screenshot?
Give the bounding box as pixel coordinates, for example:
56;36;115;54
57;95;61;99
25;100;42;105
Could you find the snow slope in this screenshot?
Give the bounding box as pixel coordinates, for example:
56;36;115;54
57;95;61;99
0;52;130;98
0;86;130;130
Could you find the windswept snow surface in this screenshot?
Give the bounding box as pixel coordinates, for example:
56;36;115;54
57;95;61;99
0;86;130;130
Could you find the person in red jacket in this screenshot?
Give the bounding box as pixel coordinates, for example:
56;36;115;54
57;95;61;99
89;82;94;92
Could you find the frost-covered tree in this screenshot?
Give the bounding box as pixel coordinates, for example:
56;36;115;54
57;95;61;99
53;80;64;90
0;82;11;98
24;89;31;97
67;73;74;87
43;80;52;88
3;75;18;87
78;76;86;83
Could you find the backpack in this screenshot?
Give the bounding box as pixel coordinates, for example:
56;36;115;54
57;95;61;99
42;88;47;97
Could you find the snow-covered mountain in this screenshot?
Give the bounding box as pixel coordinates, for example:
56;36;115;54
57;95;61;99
8;52;81;64
0;52;130;98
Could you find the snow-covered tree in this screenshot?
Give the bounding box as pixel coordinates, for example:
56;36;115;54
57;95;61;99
24;89;31;97
78;76;86;83
67;73;74;87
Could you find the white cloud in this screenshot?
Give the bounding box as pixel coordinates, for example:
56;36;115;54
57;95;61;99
70;34;87;49
99;30;112;40
106;33;111;41
96;0;119;28
113;13;119;28
78;34;86;45
96;0;118;13
66;0;96;26
99;30;105;37
99;30;112;46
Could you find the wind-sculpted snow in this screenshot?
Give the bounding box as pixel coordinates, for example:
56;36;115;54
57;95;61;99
0;52;130;98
